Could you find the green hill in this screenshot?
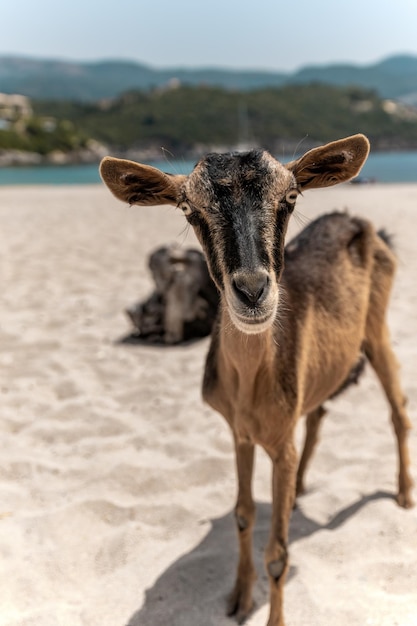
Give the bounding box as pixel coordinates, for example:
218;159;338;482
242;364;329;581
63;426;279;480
31;84;417;156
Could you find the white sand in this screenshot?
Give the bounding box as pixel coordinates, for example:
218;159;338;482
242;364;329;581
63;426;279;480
0;182;416;626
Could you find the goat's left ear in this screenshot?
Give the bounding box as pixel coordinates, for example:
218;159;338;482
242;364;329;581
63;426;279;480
286;134;370;190
99;157;186;206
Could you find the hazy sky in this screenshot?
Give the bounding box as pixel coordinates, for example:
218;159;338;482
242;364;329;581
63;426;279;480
2;0;417;72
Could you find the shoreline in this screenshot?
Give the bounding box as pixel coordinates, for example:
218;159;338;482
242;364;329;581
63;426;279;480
1;143;417;167
1;150;417;187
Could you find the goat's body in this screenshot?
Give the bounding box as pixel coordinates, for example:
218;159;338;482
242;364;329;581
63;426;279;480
100;135;413;626
204;212;381;430
281;212;376;414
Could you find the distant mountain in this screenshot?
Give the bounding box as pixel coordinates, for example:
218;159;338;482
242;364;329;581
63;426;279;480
292;55;417;102
0;56;287;101
1;54;417;103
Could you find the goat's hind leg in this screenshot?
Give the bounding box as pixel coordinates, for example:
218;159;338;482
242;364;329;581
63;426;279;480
296;405;327;497
364;238;413;508
364;325;413;508
227;438;257;623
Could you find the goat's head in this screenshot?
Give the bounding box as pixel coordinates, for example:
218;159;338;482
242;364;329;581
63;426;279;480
100;134;369;334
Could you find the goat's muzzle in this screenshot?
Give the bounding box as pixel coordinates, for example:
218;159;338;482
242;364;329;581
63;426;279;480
225;270;279;334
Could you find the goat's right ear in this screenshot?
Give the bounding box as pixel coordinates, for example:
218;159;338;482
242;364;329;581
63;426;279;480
99;157;186;206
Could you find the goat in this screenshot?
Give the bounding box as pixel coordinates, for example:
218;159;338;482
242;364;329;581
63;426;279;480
100;134;413;626
126;245;219;344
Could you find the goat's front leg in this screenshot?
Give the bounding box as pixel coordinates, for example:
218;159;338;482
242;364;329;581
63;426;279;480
227;438;256;624
265;438;297;626
296;405;327;497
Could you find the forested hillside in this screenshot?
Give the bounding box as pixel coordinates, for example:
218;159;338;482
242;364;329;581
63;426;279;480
32;84;417;155
2;83;417;162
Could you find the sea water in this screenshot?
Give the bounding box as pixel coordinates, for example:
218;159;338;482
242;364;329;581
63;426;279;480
0;151;416;185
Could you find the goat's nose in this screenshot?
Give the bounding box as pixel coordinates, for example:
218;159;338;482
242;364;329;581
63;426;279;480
232;271;270;306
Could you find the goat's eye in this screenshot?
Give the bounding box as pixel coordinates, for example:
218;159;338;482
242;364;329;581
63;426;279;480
285;190;299;205
179;202;193;216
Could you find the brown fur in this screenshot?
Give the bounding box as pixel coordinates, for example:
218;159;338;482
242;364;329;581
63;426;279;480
100;135;413;626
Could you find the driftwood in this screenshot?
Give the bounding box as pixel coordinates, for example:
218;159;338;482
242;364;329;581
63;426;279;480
126;245;219;344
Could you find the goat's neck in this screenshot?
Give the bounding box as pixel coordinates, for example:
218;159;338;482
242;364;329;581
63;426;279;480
206;301;299;447
219;304;276;380
216;304;294;447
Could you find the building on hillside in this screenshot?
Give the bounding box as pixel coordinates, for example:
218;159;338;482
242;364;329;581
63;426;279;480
0;93;32;129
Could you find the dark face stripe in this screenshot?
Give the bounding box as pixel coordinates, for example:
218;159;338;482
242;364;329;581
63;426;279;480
203;151;275;277
273;206;292;279
196;217;224;289
221;199;271;275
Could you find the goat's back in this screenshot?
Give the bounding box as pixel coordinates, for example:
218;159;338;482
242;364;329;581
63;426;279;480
284;212;376;302
283;211;396;313
281;212;396;411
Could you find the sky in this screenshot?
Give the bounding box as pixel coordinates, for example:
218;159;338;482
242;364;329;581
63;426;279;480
1;0;417;72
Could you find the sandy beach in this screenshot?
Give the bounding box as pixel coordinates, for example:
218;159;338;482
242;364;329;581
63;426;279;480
1;181;416;626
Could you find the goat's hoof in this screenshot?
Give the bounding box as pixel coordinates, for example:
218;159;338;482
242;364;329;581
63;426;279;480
397;492;414;509
226;584;254;624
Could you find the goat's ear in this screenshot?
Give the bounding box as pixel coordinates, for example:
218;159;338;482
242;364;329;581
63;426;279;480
286;134;370;190
99;157;186;206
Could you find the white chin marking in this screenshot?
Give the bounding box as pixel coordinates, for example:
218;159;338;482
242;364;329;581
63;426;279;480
230;311;275;335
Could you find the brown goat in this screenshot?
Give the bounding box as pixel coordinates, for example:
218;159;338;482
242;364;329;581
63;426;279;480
100;134;413;626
